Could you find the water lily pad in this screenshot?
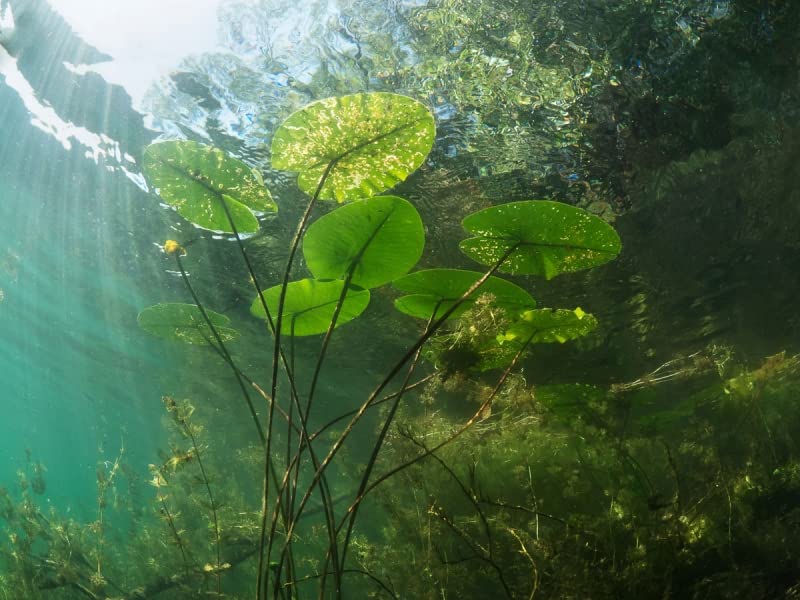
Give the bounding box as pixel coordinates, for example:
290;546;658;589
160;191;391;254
460;200;621;279
271;93;435;202
303;195;424;289
138;303;238;345
393;268;535;321
251;279;370;337
143;141;276;234
454;307;597;371
499;308;598;346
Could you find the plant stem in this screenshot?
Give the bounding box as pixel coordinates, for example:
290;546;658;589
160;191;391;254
174;252;266;445
157;491;191;574
361;330;535;500
180;418;222;595
274;245;520;582
333;313;431;578
259;160;338;600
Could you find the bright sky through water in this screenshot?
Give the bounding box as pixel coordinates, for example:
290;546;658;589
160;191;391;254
48;0;226;106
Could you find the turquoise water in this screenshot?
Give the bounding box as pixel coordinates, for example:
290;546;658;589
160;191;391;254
0;141;171;520
1;0;800;598
0;0;190;520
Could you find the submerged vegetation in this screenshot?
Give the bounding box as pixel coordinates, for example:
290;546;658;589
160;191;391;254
133;91;622;599
0;88;623;597
2;87;799;600
2;1;800;599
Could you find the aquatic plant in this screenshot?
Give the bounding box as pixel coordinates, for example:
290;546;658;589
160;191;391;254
133;90;620;598
3;86;800;599
0;403;268;598
4;344;799;598
349;348;800;598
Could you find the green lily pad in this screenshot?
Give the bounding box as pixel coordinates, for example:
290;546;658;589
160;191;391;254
393;268;535;321
143;140;276;234
250;279;370;336
499;308;598;346
455;308;597;371
460;200;621;279
271;93;435;202
138;303;238;345
303;195;424;289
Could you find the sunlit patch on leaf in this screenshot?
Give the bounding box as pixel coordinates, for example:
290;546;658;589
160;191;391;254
464;308;597;371
502;308;598;345
271;92;435;202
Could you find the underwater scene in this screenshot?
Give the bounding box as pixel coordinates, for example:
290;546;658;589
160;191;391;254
0;0;799;598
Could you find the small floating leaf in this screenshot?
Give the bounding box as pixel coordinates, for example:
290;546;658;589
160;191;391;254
460;200;621;278
459;308;597;371
393;268;535;321
251;279;370;337
143;141;276;234
304;195;424;289
499;308;598;346
271;93;435;202
138;303;238;345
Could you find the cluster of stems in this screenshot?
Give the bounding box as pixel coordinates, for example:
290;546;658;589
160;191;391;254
164;158;533;599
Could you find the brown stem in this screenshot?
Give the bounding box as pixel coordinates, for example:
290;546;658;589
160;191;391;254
275;246;521;584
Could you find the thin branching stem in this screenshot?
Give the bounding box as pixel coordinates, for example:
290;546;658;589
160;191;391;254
174;252;266;445
430;506;513;598
308;376;434;442
399;429;493;555
286;568;398;599
180;416;222;594
334;311;434;577
275;246;520;581
361;329;535;501
259;160;338;600
477;500;570;528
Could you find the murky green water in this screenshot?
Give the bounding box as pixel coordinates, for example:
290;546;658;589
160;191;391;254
1;0;799;598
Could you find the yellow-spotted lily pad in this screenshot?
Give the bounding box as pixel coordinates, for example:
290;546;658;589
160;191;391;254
271;93;435;202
